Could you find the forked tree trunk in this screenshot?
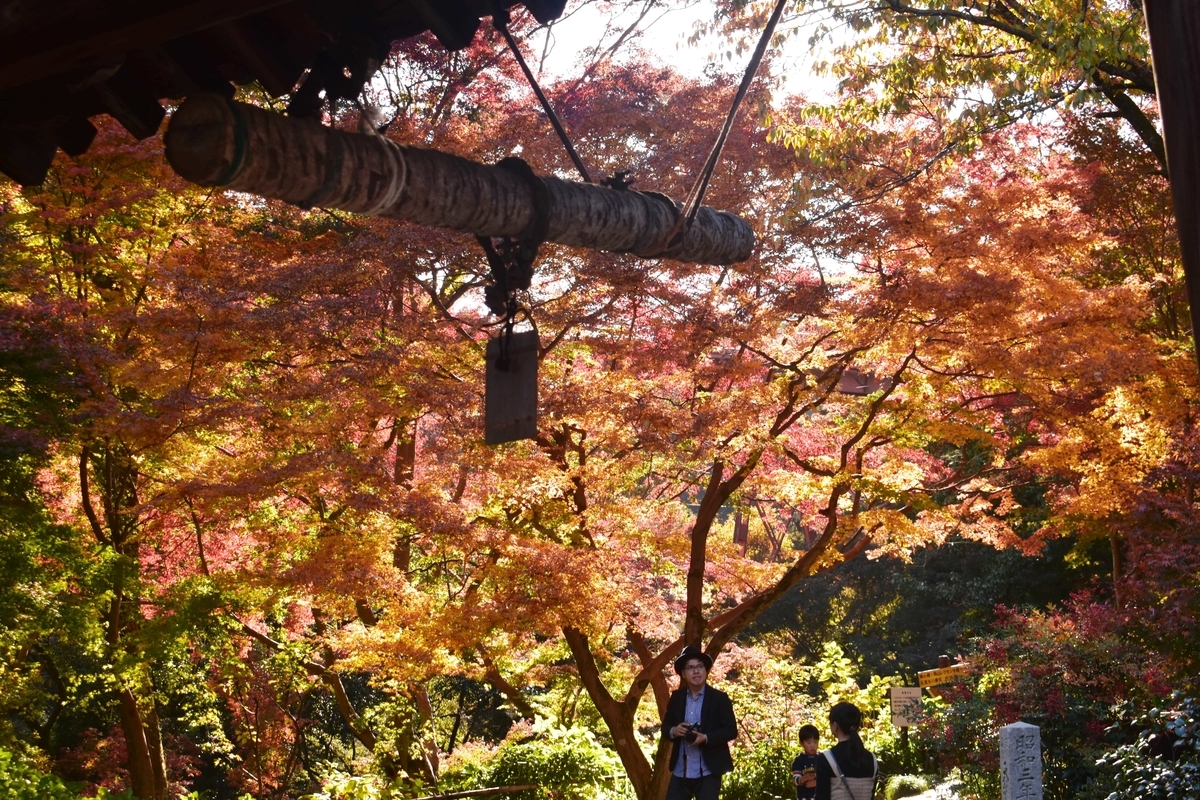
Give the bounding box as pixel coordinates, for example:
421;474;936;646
118;688;167;800
563;627;667;800
85;442;169;800
164;94;755;266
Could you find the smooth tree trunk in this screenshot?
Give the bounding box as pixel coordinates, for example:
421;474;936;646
1110;528;1125;610
83;443;169;800
116;689;156;799
563;627;673;800
164;94;755;266
1144;1;1200;373
552;360;911;800
117;689;168;800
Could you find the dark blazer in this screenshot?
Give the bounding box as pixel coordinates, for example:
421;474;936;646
660;684;738;776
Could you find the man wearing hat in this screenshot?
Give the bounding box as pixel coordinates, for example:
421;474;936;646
661;645;738;799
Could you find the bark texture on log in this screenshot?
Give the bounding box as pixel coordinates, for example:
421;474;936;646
164;93;755;265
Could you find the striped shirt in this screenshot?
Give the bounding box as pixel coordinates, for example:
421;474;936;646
674;686;711;778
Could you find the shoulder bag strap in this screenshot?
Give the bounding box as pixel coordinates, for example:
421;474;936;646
821;749;862;800
820;748;868;800
821;750;840;777
863;755;879;800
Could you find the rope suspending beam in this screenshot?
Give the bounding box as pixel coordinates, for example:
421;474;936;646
664;0;790;248
493;8;593;184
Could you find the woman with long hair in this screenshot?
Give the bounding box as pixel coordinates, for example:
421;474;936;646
815;702;880;800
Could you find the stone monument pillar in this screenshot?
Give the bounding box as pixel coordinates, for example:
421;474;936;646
1000;721;1042;800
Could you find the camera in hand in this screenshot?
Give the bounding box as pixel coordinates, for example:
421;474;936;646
683;723;702;743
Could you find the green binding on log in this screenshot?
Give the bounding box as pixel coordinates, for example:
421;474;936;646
164;94;756;265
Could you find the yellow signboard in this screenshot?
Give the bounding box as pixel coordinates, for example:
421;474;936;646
917;664;971;688
889;686;923;727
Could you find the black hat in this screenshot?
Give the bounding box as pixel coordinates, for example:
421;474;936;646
673;645;714;675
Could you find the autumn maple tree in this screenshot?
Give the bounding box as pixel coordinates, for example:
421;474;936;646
452;90;1190;800
0;1;1195;799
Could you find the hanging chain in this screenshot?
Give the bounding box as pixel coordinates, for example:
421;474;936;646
478;236;525;370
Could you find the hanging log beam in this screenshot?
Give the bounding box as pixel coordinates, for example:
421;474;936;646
164;93;755;265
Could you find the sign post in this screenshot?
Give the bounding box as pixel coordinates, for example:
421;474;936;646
889;686;922;755
917;663;971;689
889;687;923;727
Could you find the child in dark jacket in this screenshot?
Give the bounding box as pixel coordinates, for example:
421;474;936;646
790;724;821;800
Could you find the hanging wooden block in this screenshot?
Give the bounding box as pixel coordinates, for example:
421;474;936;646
485;330;539;444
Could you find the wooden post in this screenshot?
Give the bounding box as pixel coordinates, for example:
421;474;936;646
164;93;756;266
1144;1;1200;372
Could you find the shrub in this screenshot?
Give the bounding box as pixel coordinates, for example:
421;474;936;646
911;597;1171;798
301;772;425;800
885;774;932;800
439;724;631;800
1093;693;1200;800
721;735;795;800
0;748;133;800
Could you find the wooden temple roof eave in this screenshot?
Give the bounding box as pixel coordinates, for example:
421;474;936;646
0;0;567;186
0;0;296;93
